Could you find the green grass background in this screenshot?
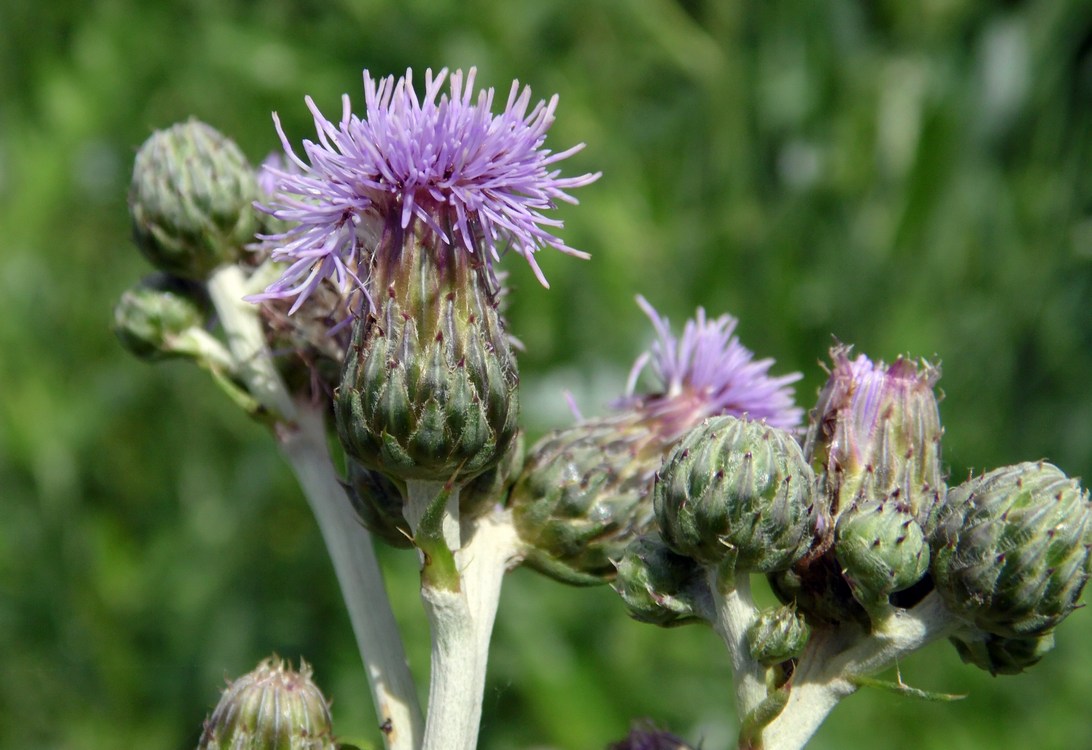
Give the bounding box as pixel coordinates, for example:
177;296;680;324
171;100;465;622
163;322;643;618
1;0;1091;748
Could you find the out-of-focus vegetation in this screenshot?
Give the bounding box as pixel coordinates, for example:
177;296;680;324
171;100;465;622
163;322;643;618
1;0;1091;748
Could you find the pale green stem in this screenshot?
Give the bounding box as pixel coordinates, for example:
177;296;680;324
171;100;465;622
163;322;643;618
404;482;521;750
707;568;767;722
207;266;423;750
277;401;425;750
759;593;959;750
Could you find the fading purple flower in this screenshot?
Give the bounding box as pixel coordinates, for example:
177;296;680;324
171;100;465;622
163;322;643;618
252;67;600;313
804;345;944;528
615;296;803;437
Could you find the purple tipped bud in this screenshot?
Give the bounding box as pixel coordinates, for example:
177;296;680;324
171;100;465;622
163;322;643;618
805;345;945;533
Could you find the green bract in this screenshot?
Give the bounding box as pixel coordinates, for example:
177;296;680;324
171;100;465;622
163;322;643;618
130;119;259;279
612;535;709;627
655;415;818;575
931;461;1092;637
834;500;929;613
509;414;660;585
197;657;337;750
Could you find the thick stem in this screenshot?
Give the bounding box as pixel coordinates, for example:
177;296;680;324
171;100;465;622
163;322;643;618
707;569;767;721
758;593;960;750
206;265;295;421
404;478;522;750
278;402;424;750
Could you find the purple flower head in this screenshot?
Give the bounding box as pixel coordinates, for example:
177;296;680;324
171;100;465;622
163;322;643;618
615;296;804;439
252;67;600;313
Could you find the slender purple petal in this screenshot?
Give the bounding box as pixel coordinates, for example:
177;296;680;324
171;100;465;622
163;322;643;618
254;67;600;311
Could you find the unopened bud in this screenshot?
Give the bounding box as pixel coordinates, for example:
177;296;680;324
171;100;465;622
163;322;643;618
197;657;336;750
113;274;208;361
613;536;709;627
130;120;259;279
834;500;929;613
949;630;1055;676
746;603;810;666
932;461;1092;637
655;416;818;576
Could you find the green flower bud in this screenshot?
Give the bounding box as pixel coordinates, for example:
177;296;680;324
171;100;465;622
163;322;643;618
612;535;709;627
655;416;818;575
746;603;810;666
805;346;945;534
130;120;260;279
949;630;1055;676
509;414;660;585
931;461;1092;637
113;273;209;361
198;657;336;750
834;500;929;613
335;227;519;486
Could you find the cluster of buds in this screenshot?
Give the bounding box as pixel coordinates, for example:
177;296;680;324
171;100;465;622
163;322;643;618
613;341;1090;684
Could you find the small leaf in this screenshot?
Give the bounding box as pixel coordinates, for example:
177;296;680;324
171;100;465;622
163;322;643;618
850;675;966;702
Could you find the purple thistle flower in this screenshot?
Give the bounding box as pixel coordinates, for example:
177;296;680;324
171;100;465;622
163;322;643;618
252;67;600;313
615;296;803;437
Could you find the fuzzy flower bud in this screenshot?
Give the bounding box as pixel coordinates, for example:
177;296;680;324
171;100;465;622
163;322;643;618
198;657;336;750
746;603;810;666
113;274;209;361
613;535;709;627
949;631;1055;676
510;298;803;584
834;500;929;613
931;461;1092;637
655;415;818;576
130;119;259;279
805;346;944;533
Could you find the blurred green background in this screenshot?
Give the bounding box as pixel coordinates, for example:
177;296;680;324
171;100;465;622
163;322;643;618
2;0;1091;748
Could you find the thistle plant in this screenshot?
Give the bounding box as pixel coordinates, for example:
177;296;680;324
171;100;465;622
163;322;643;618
115;66;1091;750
